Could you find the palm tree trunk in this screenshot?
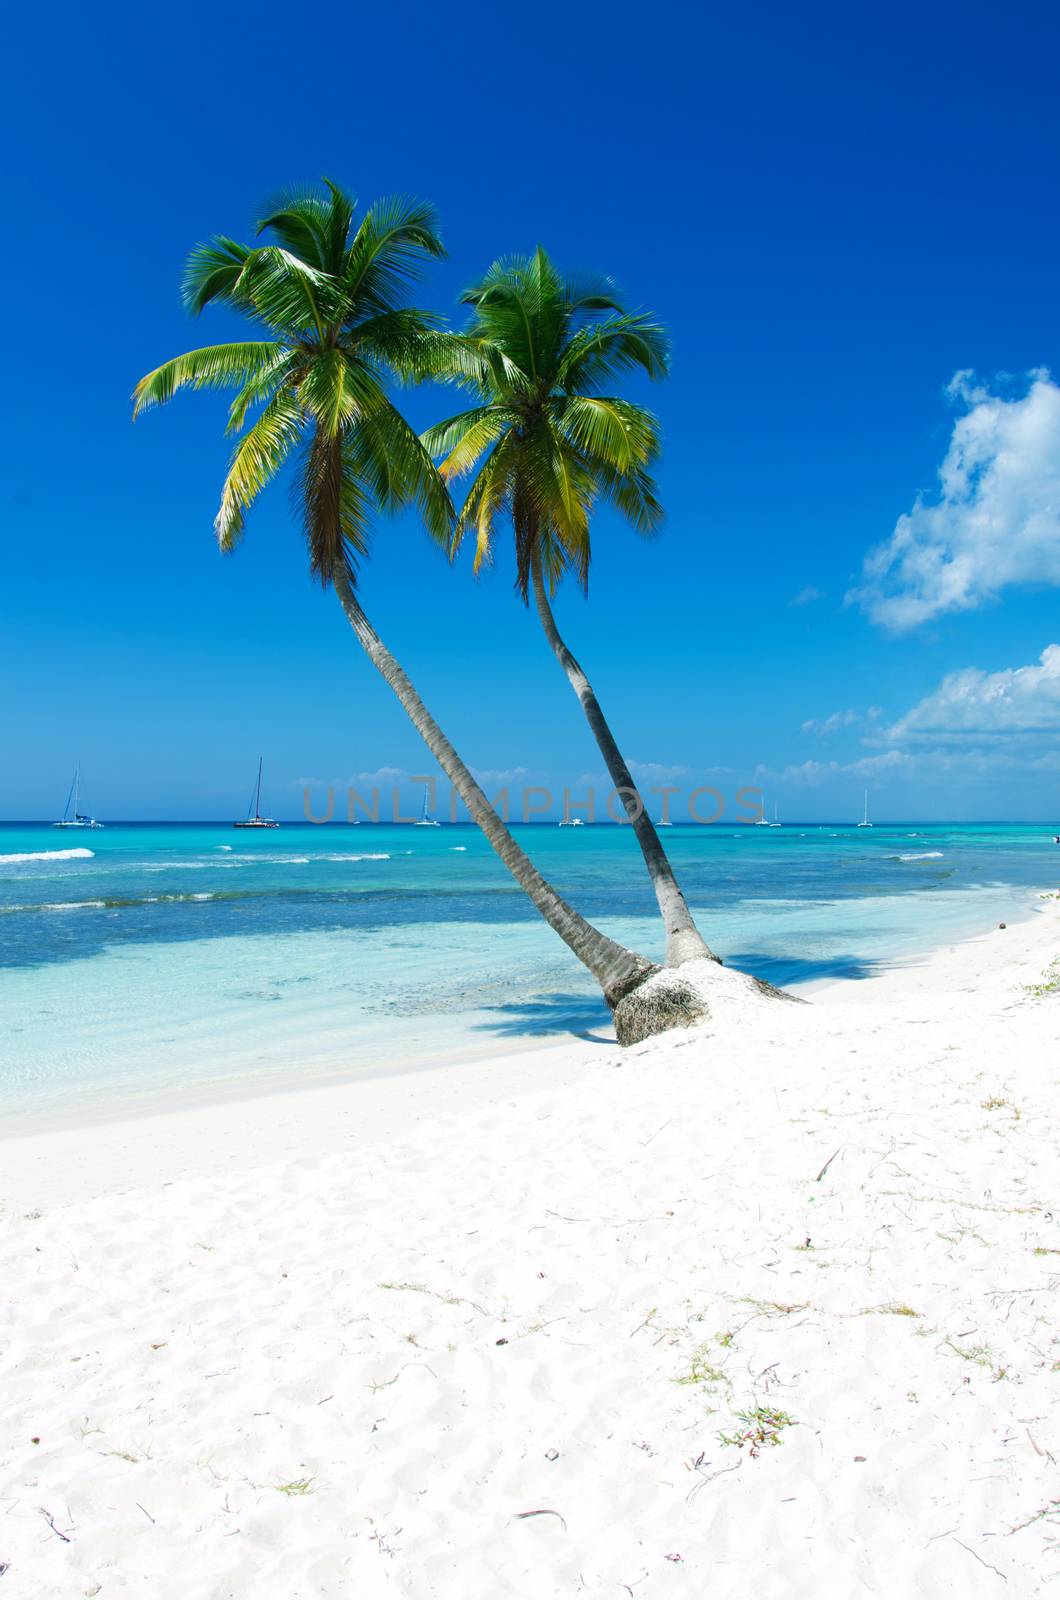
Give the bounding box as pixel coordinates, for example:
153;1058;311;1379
331;569;656;1007
530;547;718;969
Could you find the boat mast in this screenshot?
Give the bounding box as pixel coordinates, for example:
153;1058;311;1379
254;757;263;822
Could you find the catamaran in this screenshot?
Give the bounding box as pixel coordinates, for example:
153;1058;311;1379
858;789;873;828
53;763;104;828
558;816;585;828
755;797;781;827
234;757;279;829
414;783;440;827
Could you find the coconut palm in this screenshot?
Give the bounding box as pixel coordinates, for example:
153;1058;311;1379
422;248;716;968
132;182;693;1037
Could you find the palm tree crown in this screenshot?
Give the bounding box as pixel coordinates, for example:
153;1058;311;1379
133;179;451;585
422;245;669;596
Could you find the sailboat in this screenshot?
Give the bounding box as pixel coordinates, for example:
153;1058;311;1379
754;794;771;826
53;763;104;828
768;802;782;828
413;783;440;827
234;757;279;828
857;789;873;828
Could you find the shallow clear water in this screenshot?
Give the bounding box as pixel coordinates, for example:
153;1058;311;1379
0;821;1055;1122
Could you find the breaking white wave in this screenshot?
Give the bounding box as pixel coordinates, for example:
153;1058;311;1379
318;853;390;863
42;900;107;911
450;846;468;852
897;851;944;861
0;848;96;864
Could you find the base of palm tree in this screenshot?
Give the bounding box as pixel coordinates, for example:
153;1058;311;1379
612;965;706;1046
613;958;804;1047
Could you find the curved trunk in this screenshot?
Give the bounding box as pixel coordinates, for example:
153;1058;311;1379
332;569;655;1007
531;547;718;969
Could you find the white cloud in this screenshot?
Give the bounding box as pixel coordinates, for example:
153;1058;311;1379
801;709;859;736
885;643;1060;741
295;766;415;789
851;370;1060;630
789;585;824;607
471;766;533;787
754;750;910;789
628;760;689;784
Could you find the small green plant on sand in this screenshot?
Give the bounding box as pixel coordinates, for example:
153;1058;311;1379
1025;958;1060;998
275;1477;315;1496
942;1338;1009;1380
720;1405;795;1456
675;1348;728;1388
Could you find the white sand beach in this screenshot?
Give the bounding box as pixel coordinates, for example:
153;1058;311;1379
3;902;1059;1598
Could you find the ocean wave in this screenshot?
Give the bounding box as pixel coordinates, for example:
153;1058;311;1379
896;851;944;861
1;890;221;915
318;852;390;862
0;847;96;864
450;846;468;852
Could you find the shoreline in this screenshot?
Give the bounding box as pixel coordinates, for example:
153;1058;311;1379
1;887;1052;1211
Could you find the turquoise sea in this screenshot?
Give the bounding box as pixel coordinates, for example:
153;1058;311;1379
0;820;1056;1127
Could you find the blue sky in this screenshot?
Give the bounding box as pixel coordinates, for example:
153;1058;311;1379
4;0;1060;821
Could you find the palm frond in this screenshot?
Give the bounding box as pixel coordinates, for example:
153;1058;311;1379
237;246;336;338
555;315;670;392
353;309;447;382
225;350;298;435
291;428;370;588
182;237;254;315
562;272;625;315
215;391;304;551
133;341;285;416
298;348;385;435
255;178;356;275
422;406;515;479
552;396;660;472
596;460;664;536
451;428;522;570
346;403;452;547
343;196;444;313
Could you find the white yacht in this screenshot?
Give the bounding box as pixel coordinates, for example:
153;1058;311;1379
755;797;781;827
414;784;441;826
53;764;104;828
234;757;279;828
857;789;873;828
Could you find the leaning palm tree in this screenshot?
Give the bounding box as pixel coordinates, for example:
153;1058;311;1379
423;248;716;969
132;182;699;1042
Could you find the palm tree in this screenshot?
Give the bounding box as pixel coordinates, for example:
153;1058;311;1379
132;182;696;1039
422;248;717;969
